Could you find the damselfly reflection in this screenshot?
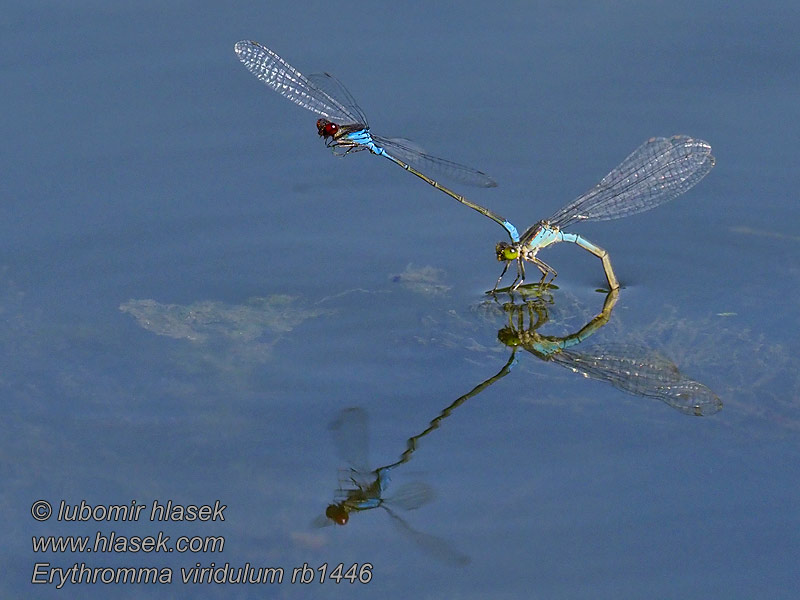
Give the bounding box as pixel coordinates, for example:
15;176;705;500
493;289;722;416
316;408;470;566
317;289;719;565
316;348;518;563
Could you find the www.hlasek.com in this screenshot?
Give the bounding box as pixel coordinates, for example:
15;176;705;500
30;499;373;588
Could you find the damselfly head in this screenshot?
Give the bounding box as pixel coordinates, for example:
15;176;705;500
496;242;519;261
316;119;339;138
497;327;521;347
325;503;349;525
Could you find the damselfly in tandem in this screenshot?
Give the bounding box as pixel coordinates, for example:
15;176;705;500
492;136;715;291
234;41;500;199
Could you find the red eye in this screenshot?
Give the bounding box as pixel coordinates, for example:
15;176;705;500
317;119;338;138
325;504;349;525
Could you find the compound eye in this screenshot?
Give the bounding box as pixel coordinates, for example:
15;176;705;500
325;504;348;525
503;247;519;260
317;119;338;137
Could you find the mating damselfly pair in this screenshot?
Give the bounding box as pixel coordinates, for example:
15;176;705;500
234;40;714;290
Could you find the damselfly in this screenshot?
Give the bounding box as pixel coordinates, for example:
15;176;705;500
234;40;498;198
493;136;715;291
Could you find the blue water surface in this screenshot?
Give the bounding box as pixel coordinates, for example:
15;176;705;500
2;2;798;599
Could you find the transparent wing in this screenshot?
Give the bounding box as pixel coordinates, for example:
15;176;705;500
383;507;471;566
553;343;722;416
328;408;370;473
385;482;435;511
373;135;498;188
307;72;369;126
547;136;715;229
234;41;364;124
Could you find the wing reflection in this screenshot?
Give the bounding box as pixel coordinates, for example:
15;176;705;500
319;407;470;566
495;289;722;416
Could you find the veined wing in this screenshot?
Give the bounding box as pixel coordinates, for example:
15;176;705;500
552;343;722;416
383;506;471;566
234;41;364;124
385;482;435;511
373;135;498;188
548;136;714;229
328;408;370;473
307;72;369;126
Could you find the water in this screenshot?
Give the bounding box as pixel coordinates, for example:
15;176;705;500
3;1;799;598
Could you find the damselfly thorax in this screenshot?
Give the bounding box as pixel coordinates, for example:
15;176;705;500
316;118;369;151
